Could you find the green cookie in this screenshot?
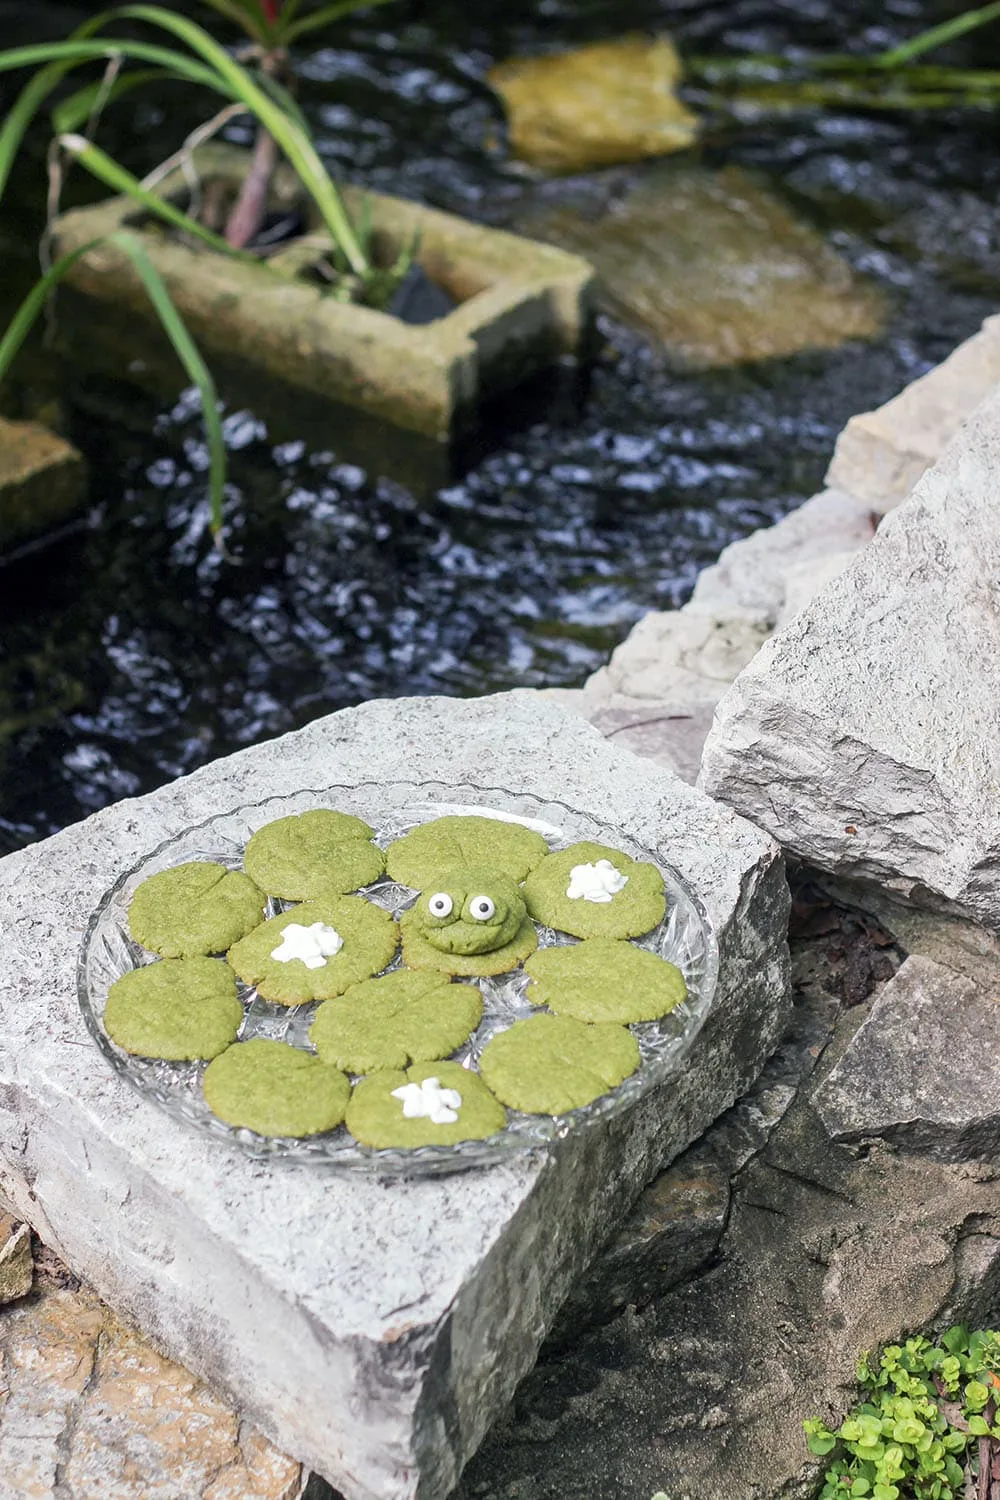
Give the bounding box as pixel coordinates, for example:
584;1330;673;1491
310;970;483;1073
478;1013;640;1115
400;902;537;977
345;1059;506;1148
525;939;687;1024
227;898;398;1004
129;861;266;957
104;957;243;1060
522;842;666;940
244;809;385;899
203;1039;350;1137
386;815;549;888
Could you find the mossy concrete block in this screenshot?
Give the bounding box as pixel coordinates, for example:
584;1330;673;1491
0;417;85;553
51;145;596;443
0;692;789;1500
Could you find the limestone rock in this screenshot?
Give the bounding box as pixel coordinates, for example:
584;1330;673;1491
0;1212;32;1303
0;691;790;1500
700;383;1000;930
827;311;1000;513
775;550;862;627
0;417;85;554
583;696;718;785
814;956;1000;1161
0;1264;303;1500
587;609;771;705
488;36;697;174
524;165;883;366
689;488;877;627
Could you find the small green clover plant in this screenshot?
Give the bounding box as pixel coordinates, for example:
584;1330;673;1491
804;1326;1000;1499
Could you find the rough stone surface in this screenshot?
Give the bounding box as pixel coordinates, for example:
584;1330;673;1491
0;692;789;1500
827;312;1000;512
815;955;1000;1161
0;1211;32;1303
688;488;877;627
0;417;85;553
455;951;1000;1500
0;1254;303;1500
53;145;595;443
524;164;883;367
487;36;697;173
700;383;1000;930
586;609;771;705
551;976;835;1340
584;696;719;785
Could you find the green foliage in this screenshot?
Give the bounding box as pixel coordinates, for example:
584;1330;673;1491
804;1327;1000;1500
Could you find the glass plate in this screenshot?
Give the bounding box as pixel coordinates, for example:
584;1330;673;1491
78;782;719;1176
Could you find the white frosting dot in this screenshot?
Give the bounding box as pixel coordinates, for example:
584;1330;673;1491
270;921;344;969
566;859;629;904
391;1077;462;1125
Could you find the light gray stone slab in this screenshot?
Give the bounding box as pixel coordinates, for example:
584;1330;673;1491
0;692;789;1500
586;610;770;705
700;384;1000;929
688;487;877;627
826;312;1000;513
814;956;1000;1161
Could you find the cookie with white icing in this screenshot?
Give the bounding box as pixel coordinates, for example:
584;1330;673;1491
521;841;665;939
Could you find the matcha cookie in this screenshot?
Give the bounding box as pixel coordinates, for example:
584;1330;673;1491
386;815;549;888
478;1013;640;1115
104;957;243;1060
128;861;265;958
525;938;686;1024
522;842;666;940
244;809;384;900
310;970;483;1073
345;1059;506;1149
203;1038;350;1137
400;869;537;976
227;898;398;1004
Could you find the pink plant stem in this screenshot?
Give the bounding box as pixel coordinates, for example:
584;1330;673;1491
224;121;280;248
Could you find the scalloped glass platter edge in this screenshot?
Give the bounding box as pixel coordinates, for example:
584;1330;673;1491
77;782;720;1177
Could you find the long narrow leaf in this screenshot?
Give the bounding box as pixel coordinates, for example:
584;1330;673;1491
105;5;370;274
878;1;1000;67
112;230;226;536
284;0;396;43
192;0;270;45
51;69;170;134
59;133;252;259
0;40;234;209
0;232;226;535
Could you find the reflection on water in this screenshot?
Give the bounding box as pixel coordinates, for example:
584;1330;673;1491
1;0;999;849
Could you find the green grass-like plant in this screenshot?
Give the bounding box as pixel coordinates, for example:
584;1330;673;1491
804;1327;1000;1499
0;0;397;541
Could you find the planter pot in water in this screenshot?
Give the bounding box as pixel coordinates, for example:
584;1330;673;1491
51;145;597;443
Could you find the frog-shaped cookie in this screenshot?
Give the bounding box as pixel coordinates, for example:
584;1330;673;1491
400;867;538;976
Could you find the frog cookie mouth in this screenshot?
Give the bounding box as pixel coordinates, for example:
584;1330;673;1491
410;867;526;955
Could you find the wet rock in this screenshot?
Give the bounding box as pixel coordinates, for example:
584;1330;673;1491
0;1259;303;1500
0;1211;32;1303
488;36;697;174
827;311;1000;513
0;417;85;554
815;955;1000;1162
701;383;1000;930
525;165;883;366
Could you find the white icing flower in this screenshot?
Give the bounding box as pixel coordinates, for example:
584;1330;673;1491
566;859;629;904
270;921;344;969
391;1077;462;1125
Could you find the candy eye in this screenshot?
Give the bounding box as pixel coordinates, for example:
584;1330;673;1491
427;892;453;918
469;895;495;922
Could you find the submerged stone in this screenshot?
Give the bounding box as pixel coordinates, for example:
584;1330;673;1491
488;35;698;173
0;417;85;554
524;164;883;366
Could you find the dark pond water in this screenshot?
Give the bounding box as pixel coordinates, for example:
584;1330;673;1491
1;0;999;850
